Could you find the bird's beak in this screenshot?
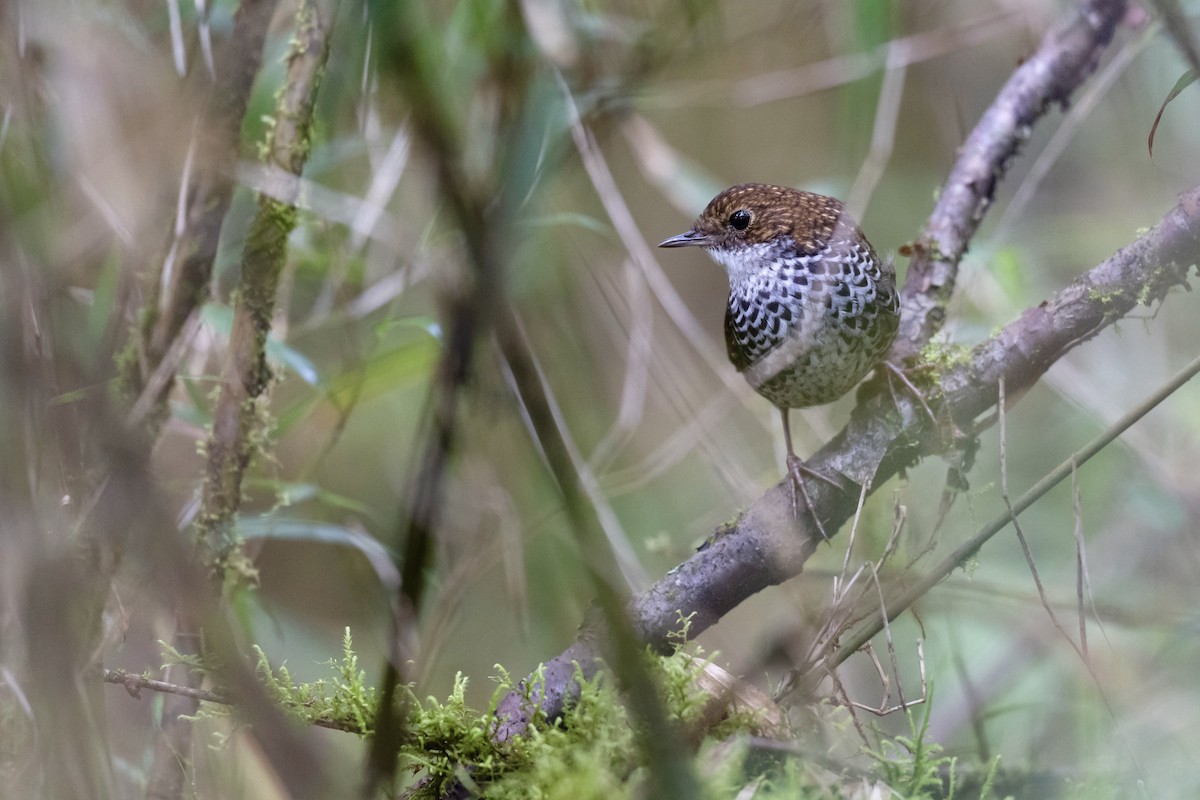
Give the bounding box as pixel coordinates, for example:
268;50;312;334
657;229;710;248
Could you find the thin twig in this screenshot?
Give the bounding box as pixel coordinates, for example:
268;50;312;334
1072;459;1113;654
1072;460;1089;657
135;0;280;422
872;565;903;710
126;311;201;429
828;350;1200;670
836;482;871;599
102;670;366;734
998;376;1084;660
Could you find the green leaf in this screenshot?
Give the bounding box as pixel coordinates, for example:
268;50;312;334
374;314;443;344
1148;69;1198;157
237;515;399;589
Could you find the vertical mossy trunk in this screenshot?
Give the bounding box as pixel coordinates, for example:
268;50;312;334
197;0;330;579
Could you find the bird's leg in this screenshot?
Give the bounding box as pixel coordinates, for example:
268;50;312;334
780;409;840;540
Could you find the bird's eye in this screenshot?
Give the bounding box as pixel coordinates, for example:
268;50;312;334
729;209;751;231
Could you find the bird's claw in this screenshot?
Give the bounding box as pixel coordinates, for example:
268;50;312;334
786;455;830;541
882;361;936;427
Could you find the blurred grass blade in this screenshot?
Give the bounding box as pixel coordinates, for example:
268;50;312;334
1147;0;1200;74
522;211;612;236
374;314;443;343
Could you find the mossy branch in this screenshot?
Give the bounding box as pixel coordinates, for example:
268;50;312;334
198;0;333;575
104;629;376;735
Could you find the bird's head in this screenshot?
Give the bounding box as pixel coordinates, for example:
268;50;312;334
658;183;851;283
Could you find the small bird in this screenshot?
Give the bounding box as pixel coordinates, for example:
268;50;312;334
659;183;900;531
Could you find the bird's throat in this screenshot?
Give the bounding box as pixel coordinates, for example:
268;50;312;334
707;240;797;291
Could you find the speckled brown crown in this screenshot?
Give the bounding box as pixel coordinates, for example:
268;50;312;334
690;183;857;255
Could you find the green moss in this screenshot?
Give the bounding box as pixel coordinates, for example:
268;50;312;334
166;628;1011;799
1087;285;1125;307
912;340;970;401
113;338;141;398
866;697;948;798
1137;283;1151;305
705;513;744;547
918;340;971;373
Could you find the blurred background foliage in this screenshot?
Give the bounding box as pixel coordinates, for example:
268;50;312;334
2;0;1200;796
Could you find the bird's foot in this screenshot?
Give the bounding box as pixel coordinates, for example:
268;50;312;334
882;361;937;427
785;455;843;541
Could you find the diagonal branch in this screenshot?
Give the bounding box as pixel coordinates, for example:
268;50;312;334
493;187;1200;740
492;0;1135;742
893;0;1126;358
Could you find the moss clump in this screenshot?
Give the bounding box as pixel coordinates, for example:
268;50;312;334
256;629;376;732
1087;285;1126;308
394;624;791;799
917;340;972;375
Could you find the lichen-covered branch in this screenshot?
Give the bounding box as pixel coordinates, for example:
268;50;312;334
147;4;332;796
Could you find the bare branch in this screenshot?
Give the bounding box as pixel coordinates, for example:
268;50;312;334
102;670;367;735
893;0;1126;358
